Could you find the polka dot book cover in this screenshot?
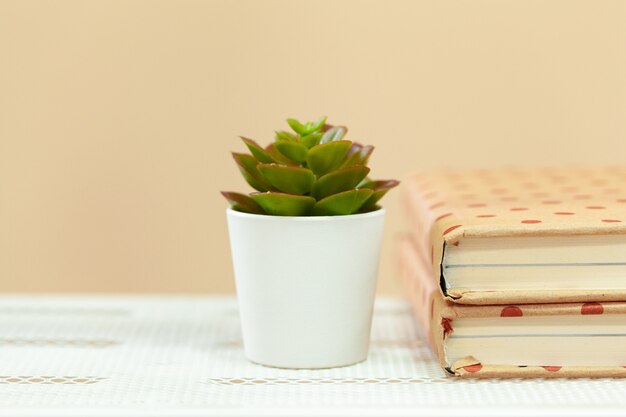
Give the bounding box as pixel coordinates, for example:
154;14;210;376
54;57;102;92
399;167;626;377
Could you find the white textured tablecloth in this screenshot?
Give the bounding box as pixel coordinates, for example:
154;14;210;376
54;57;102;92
0;295;624;417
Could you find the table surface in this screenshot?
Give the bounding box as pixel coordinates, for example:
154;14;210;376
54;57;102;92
0;296;625;417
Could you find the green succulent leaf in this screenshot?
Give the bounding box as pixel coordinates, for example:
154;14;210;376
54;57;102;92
221;191;265;214
265;143;297;165
306;140;351;176
342;143;374;168
251;192;315;216
232;152;261;173
275;130;298;142
258;164;315;195
286;118;307;135
311;166;370;200
312;188;374;216
232;152;272;192
240;137;275;163
274;140;308;164
358;204;381;213
300;132;322;148
360;179;400;210
308;116;327;134
319;126;347;144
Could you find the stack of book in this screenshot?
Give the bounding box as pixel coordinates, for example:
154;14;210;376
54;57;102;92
399;167;626;378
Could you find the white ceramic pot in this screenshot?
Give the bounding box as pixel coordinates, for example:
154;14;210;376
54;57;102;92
226;208;385;369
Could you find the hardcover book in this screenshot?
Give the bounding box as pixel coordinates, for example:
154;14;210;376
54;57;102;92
398;236;626;378
403;167;626;305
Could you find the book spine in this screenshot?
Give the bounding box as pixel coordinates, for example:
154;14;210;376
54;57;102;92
430;292;456;373
402;174;465;296
397;237;438;343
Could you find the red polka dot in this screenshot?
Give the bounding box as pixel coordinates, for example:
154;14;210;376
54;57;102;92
467;203;486;208
521;220;542;224
501;306;523;317
510;207;529;211
573;194;592;200
602;219;622;223
554;212;575;215
443;225;462;236
581;302;604;315
542;200;561;205
435;212;453;222
441;318;453;336
586;206;606;210
617;198;626;203
543;366;562;372
429;202;445;209
476;214;496;218
463;364;483;373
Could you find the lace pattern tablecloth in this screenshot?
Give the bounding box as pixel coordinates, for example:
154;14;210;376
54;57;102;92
0;295;625;417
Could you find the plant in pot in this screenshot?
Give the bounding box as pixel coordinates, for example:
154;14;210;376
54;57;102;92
222;116;399;369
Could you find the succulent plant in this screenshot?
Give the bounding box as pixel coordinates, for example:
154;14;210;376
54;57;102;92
221;116;399;216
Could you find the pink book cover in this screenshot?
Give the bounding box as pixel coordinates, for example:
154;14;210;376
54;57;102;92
401;167;626;305
398;236;626;378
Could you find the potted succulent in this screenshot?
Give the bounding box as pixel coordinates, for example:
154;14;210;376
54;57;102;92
222;116;398;369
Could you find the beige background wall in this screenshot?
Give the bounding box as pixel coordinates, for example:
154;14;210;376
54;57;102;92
1;0;625;294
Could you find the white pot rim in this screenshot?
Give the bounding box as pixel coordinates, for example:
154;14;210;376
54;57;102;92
226;206;385;222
